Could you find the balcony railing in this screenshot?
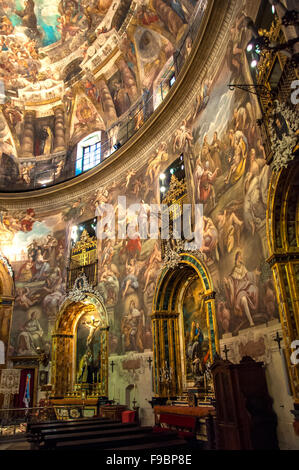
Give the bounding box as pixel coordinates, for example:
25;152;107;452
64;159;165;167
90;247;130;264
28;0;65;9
0;2;208;192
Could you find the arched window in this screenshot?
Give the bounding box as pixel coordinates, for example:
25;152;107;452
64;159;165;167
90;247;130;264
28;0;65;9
76;131;102;175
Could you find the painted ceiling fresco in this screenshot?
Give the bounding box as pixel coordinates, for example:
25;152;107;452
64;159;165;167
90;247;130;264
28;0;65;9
0;0;203;109
0;0;206;188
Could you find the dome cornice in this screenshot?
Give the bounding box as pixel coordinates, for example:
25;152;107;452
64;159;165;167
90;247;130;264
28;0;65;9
0;0;238;212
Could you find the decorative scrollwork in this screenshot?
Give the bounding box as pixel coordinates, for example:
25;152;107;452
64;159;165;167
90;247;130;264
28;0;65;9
65;273;104;304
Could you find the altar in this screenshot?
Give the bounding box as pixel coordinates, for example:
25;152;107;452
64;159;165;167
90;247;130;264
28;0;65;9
153;405;216;449
50;397;107;420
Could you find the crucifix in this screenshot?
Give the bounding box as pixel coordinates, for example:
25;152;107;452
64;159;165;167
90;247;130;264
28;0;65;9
274;331;283;351
110;360;115;373
147;357;152;369
223;344;230;361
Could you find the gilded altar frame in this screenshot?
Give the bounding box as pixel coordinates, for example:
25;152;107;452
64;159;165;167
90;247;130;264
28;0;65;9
51;293;109;397
266;160;299;405
151;253;219;397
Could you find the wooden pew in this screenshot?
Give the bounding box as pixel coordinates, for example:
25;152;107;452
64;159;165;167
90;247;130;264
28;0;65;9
28;416;111;433
49;430;179;450
27;417;115;449
113;439;189;451
39;421;136;438
41;425;152;449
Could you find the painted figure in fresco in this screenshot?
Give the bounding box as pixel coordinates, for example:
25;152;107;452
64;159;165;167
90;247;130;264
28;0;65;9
0;16;14;36
19;208;36;232
244;164;271;236
189;321;204;360
98;264;119;305
57;0;82;43
2;101;23;129
198;161;219;206
78;350;94;383
217;300;231;334
224;130;247;185
15;0;41;40
110;77;131;117
226;11;247;79
216;209;243;255
210;131;223;174
143;242;161;293
172;119;193;153
17;310;44;355
19;163;34;185
224;250;260;328
200;216;219;260
121;258;139;298
15;287;39;308
121;300;144;353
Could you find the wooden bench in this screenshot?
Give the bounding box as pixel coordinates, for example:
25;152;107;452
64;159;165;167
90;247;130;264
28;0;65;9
51;429;179;450
41;425;152;449
27;417;114;449
113;439;189;451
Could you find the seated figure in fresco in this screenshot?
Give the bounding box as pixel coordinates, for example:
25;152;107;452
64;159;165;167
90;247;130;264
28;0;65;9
224;250;260;328
121;300;144;353
17;310;44;355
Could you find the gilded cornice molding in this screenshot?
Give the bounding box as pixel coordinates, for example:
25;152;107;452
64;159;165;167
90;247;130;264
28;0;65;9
0;0;238;212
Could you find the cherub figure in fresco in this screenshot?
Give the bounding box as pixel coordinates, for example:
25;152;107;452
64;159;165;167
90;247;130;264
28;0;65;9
19;208;36;232
125;169;136;189
19;163;34;185
15;287;39;309
224;249;261;328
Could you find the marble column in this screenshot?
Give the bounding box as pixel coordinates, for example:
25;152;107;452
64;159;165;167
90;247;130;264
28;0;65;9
98;77;117;127
21;110;35;157
53;106;66;153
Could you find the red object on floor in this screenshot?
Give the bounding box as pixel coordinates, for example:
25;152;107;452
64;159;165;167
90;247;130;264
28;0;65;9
122;410;136;423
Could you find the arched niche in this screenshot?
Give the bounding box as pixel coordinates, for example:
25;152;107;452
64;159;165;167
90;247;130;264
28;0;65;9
152;253;219;397
266;158;299;405
51;293;109;397
0;256;15;368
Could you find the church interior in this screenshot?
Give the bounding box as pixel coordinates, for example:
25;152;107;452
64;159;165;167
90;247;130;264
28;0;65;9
0;0;298;452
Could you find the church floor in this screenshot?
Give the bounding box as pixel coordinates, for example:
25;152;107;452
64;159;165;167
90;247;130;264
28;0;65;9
0;438;31;450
